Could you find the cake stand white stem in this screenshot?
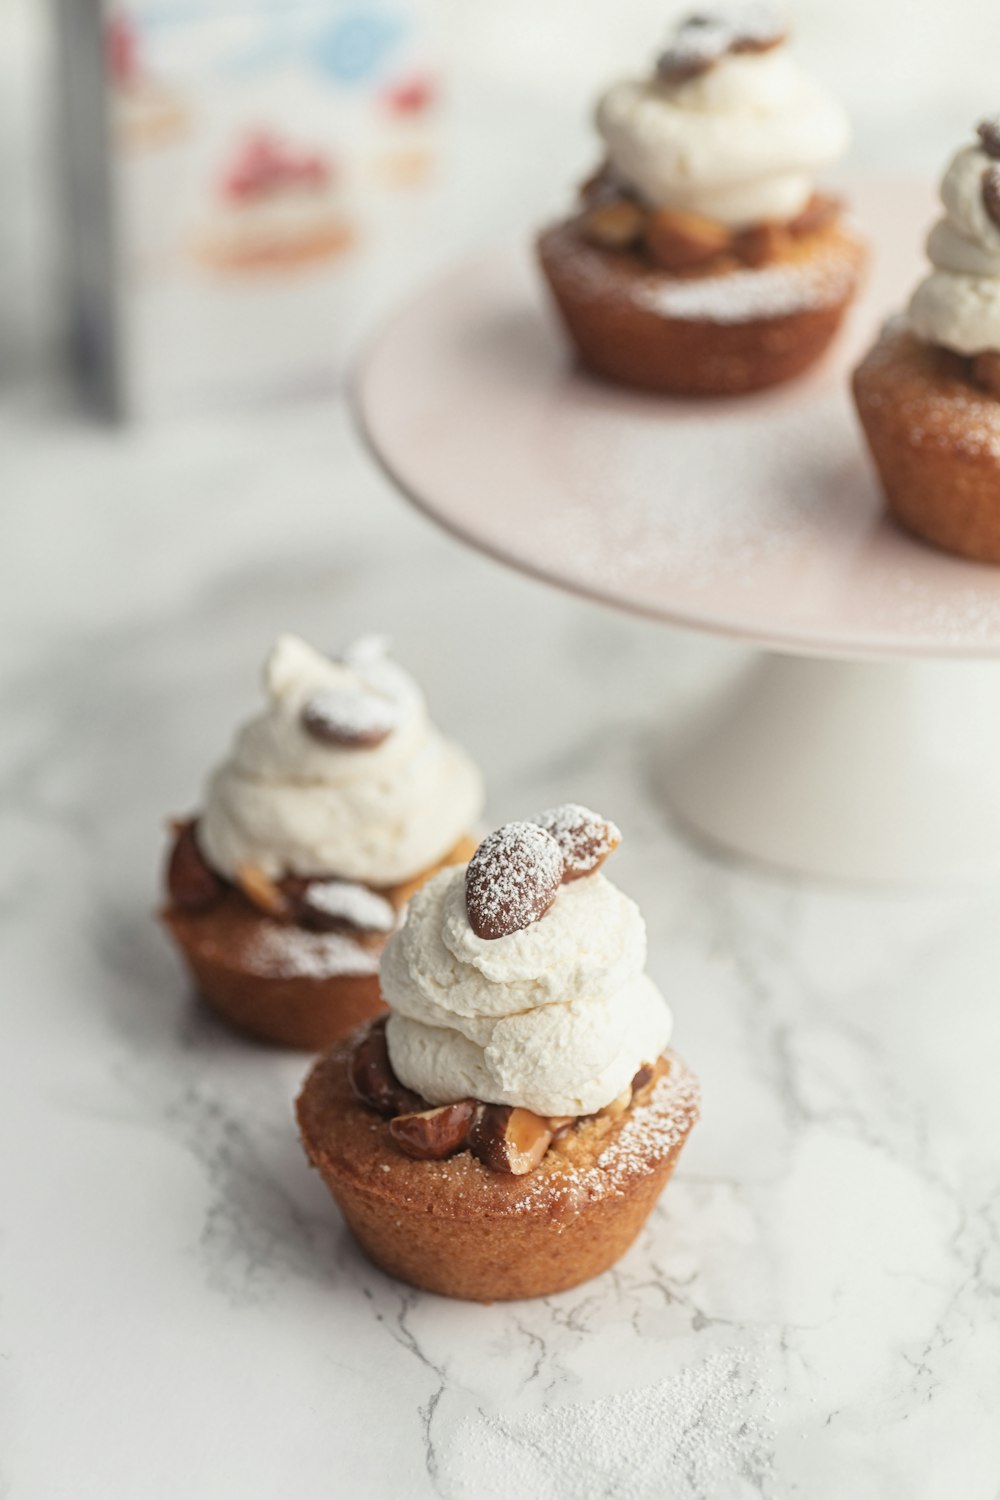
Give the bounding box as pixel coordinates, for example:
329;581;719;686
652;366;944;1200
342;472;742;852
663;654;1000;882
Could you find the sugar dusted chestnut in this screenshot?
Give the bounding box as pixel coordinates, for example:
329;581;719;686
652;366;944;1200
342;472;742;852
465;822;564;940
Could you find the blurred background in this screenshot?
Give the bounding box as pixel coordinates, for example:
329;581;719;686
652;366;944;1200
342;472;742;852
1;0;997;414
9;13;1000;1496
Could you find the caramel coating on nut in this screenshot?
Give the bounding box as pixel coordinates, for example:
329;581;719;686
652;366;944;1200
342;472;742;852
736;222;790;268
582;199;645;251
644;208;730;273
470;1105;553;1175
234;862;292;919
389;1101;477;1160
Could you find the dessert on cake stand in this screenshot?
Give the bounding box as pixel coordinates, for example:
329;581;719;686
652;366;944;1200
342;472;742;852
355;178;1000;881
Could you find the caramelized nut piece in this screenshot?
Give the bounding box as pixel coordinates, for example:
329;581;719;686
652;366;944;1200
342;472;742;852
351;1020;425;1117
630;1062;656;1096
978;116;1000;161
737;222;789;267
470;1105;553;1175
983;164;1000;230
465;822;564;940
300;689;398;749
235;862;292;919
731;18;787;55
534;803;621;882
167;821;224;913
973;351;1000;399
295;878;396;935
389;1100;477;1160
643;209;730;273
787;193;840;237
581;199;646;251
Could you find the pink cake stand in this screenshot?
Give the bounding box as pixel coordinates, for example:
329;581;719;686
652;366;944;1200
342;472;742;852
356;178;1000;881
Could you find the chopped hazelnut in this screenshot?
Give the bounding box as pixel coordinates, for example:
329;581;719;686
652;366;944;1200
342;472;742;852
470;1104;553;1175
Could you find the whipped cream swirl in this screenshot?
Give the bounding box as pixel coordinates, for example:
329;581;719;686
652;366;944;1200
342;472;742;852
908;142;1000;355
198;635;483;886
382;865;673;1117
595;39;849;229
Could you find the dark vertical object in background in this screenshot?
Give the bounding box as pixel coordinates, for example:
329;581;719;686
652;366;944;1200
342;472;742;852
52;0;121;419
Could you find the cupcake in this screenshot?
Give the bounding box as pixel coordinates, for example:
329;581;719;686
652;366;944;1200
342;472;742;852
537;6;865;395
297;807;699;1301
854;118;1000;564
195;131;354;273
162;636;483;1049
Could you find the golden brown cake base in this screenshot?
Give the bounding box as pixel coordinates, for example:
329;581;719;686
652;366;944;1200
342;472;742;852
853;324;1000;564
297;1033;700;1301
537;216;866;396
162;835;477;1050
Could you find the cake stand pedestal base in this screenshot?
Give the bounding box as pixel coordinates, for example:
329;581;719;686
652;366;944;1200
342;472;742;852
663;655;1000;882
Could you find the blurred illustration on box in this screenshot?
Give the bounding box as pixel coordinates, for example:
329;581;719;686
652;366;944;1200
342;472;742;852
60;0;446;417
107;13;191;150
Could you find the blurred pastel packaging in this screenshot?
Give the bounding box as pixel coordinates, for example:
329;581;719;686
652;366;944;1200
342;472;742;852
55;0;445;418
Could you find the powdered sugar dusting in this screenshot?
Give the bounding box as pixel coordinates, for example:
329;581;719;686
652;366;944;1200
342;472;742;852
591;1062;700;1196
240;922;380;979
300;687;400;747
860;320;1000;462
657;16;733;79
443;1346;774;1500
870;568;1000;645
465;821;565;940
529;386;858;597
365;186;1000;660
534;803;622;876
725;0;787;47
657;5;786;82
646;252;854;321
419;1057;700;1216
300;879;397;934
548;226;860;323
476;1061;704;1219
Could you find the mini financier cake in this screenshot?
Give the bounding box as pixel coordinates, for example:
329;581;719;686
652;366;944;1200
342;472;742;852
162;636;483;1049
538;5;865;395
854;118;1000;564
297;807;699;1301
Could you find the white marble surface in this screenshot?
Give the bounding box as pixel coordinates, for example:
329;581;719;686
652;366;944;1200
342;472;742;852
4;384;1000;1499
5;1;1000;1490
